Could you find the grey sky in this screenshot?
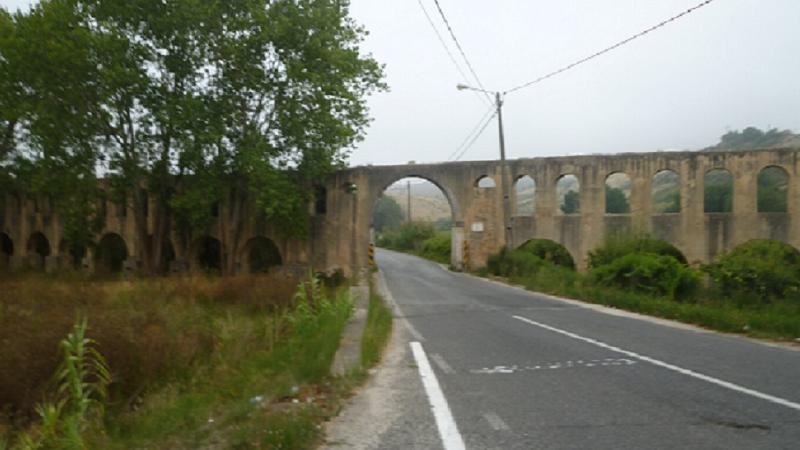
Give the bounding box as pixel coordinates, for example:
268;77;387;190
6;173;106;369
348;0;800;166
4;1;799;167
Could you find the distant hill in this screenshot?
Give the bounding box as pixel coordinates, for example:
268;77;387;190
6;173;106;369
704;127;800;151
385;180;451;222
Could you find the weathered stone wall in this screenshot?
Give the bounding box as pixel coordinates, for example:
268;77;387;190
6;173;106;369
320;148;800;274
0;190;309;274
3;148;798;276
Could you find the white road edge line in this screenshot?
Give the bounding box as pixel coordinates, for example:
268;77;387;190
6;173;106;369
410;342;466;450
512;315;800;412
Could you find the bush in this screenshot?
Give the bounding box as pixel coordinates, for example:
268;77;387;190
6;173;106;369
375;222;436;252
418;232;451;264
589;235;687;268
517;239;575;269
589;253;699;300
704;240;800;303
487;247;545;277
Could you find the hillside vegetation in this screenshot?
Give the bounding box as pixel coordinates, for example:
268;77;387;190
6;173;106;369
705;127;800;151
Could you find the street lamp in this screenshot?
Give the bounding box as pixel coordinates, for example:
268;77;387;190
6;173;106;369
457;84;513;250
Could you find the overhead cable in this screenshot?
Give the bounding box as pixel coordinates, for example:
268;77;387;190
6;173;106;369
416;0;490;107
506;0;716;94
431;0;492;102
447;104;496;160
453;109;498;161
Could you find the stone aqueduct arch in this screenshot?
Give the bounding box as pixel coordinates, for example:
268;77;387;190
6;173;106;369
1;148;799;275
323;148;800;273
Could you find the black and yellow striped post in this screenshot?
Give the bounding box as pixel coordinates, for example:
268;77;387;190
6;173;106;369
368;242;375;267
462;239;469;270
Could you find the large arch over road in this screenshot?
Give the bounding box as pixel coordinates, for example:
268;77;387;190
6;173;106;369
370;174;464;269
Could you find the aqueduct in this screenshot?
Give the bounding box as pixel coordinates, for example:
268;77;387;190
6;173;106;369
323;147;800;273
1;148;799;275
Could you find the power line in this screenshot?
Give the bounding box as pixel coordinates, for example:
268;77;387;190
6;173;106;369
506;0;716;94
454;109;498;161
416;0;490;107
447;104;496;160
431;0;491;102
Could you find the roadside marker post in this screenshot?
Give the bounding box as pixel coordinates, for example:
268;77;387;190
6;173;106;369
368;242;375;267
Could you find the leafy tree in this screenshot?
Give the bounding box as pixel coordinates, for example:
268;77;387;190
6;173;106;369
605;186;630;214
0;0;105;250
561;190;580;214
714;126;796;151
374;196;404;232
171;0;385;273
1;0;385;275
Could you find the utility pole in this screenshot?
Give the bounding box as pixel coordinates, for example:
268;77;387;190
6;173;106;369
407;180;412;222
495;92;512;249
457;84;513;249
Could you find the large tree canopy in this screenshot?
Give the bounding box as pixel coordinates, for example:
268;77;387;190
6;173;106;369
0;0;385;273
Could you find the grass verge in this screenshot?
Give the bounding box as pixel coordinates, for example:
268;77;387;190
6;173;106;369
1;274;360;449
494;264;800;341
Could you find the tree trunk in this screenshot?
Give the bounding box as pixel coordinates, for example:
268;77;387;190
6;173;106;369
220;187;246;276
131;186;151;274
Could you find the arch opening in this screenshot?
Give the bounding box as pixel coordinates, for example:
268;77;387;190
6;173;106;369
27;232;50;258
514;175;535;216
373;177;457;266
1;233;13;257
757;166;788;213
193;236;222;272
704;169;733;213
652;170;680;213
516;239;576;269
476;176;496;189
556;174;580;215
605;172;631;214
244;237;282;273
59;240;86;269
95;233;128;274
0;233;13;269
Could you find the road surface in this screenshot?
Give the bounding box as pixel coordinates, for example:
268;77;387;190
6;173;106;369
324;249;800;449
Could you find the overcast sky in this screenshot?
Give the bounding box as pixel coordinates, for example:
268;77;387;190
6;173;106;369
4;1;799;167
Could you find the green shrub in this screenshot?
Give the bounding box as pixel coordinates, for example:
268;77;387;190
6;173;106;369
517;239;575;269
375;222;436;252
589;235;687;268
589;253;699;300
419;232;451;264
704;239;800;303
487;247;544;277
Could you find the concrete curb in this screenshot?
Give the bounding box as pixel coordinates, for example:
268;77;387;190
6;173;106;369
331;282;370;376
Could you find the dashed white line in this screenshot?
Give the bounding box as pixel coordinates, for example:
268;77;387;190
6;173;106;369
410;342;466;450
512;315;800;412
431;353;456;374
482;411;511;431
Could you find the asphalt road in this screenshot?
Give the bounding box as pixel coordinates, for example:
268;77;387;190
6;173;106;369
325;249;800;449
